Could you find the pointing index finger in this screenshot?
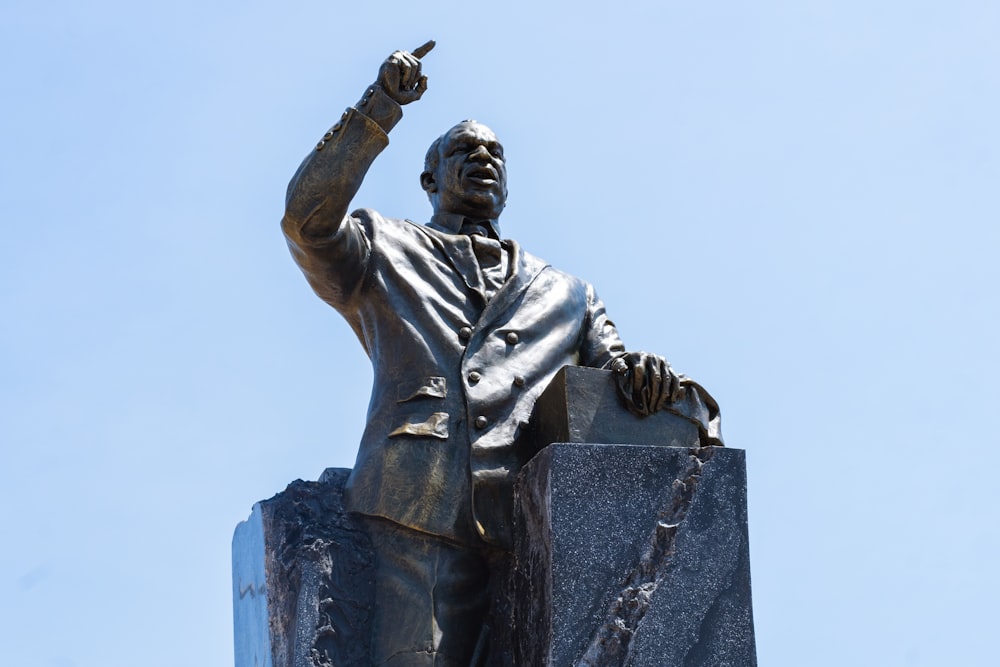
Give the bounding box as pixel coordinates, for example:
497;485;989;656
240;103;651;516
412;40;435;59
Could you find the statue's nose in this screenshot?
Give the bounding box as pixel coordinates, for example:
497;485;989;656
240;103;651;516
469;145;491;161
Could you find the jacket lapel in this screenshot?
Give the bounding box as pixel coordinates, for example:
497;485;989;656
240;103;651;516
419;222;549;326
473;239;548;332
421;223;487;301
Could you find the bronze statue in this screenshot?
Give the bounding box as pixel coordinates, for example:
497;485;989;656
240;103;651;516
281;42;720;667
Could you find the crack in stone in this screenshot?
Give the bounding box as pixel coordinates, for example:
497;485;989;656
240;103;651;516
574;446;716;667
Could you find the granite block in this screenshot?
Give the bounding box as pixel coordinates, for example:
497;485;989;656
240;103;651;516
513;444;756;667
232;469;374;667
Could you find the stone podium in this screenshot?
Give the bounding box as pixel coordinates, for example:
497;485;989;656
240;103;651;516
233;368;756;666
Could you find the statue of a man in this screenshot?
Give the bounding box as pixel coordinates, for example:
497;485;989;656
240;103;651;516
281;43;713;667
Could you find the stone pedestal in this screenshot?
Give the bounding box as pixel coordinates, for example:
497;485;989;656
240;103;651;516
232;469;373;667
234;368;755;666
514;367;756;666
513;444;756;667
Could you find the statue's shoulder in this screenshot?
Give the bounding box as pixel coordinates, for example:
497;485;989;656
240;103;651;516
348;210;443;252
348;209;427;235
512;241;541;262
518;247;588;287
518;245;551;275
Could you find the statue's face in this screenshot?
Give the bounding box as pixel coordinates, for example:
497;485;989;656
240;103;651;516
426;122;507;219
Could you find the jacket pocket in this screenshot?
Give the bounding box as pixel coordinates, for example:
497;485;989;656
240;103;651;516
396;376;447;403
388;412;449;440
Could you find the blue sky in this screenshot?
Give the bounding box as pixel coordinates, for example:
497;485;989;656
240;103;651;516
2;1;998;665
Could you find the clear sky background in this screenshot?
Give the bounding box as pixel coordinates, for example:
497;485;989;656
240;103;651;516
2;1;998;665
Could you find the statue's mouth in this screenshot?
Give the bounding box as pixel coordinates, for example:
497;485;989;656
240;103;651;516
465;165;498;185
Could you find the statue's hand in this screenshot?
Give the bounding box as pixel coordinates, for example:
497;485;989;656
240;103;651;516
610;352;682;418
376;41;434;105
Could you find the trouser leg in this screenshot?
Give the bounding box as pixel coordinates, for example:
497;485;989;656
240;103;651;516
364;518;490;667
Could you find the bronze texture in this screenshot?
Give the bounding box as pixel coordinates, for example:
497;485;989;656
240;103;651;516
280;43;722;666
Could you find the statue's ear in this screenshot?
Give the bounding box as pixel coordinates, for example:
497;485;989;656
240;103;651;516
420;171;437;194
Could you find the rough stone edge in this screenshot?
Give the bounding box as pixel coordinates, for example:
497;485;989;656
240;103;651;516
233;469;374;667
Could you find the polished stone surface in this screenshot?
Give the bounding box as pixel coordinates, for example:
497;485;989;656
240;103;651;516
513;444;756;667
232;503;273;667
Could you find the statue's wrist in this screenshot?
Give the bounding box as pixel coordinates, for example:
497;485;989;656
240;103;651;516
355;84;403;134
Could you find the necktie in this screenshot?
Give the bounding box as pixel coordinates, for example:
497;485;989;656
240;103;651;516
470;235;502;268
461;221;507;301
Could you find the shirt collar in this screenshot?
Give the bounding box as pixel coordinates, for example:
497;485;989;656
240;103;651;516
429;212;503;241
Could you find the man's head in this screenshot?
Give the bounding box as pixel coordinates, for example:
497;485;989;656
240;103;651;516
421;121;507;220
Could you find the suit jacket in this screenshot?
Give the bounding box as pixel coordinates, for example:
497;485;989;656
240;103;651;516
282;93;624;548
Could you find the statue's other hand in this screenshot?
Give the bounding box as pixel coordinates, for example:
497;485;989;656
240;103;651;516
376;41;434;105
610;351;682;418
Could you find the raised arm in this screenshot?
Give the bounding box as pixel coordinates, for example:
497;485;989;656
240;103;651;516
281;43;434;308
283;41;434;242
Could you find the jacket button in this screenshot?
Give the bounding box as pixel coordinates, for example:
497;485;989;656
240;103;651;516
506;331;519;345
468;371;481;384
475;415;488;429
513;375;525;388
459;326;472;341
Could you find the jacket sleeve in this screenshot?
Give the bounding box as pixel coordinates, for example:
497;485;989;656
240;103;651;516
280;86;403;310
579;283;627;369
